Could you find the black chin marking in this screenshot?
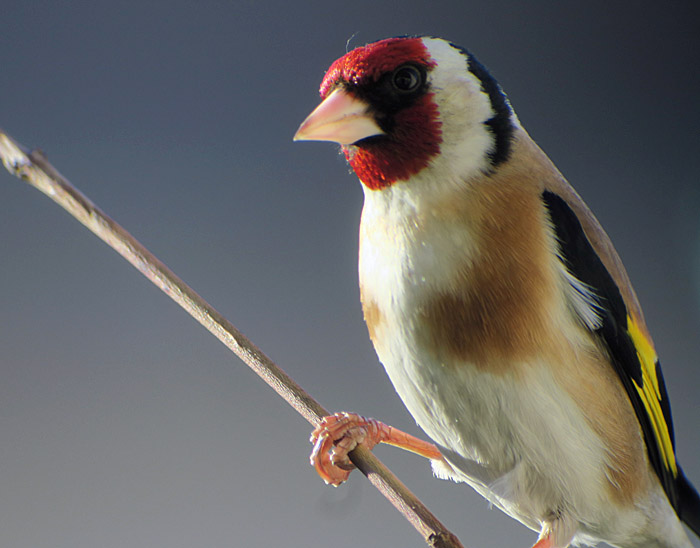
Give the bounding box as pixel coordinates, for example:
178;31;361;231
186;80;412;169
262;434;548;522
450;43;514;167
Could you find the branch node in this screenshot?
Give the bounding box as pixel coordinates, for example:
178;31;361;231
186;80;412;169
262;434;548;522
428;531;466;548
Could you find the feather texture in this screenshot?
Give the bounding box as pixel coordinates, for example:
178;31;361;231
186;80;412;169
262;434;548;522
298;35;699;547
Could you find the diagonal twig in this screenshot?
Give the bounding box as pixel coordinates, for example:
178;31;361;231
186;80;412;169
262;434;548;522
0;128;465;548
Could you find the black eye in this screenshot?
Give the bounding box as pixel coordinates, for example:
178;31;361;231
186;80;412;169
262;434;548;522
391;65;423;93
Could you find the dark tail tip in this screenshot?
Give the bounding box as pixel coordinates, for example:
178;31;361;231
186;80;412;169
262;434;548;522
678;466;700;538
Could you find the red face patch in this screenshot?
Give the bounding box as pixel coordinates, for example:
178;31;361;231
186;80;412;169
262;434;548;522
342;94;441;190
319;37;443;190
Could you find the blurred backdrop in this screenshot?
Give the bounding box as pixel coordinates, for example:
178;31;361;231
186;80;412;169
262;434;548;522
1;1;699;547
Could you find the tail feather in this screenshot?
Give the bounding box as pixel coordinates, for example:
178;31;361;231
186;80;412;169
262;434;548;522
678;466;700;539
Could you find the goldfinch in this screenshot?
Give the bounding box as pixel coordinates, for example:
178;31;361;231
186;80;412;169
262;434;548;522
294;36;700;548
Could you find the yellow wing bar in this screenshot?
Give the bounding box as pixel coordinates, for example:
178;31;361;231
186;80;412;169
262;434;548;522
627;315;677;477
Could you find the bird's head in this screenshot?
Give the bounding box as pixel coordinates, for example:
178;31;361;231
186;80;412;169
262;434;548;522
294;36;515;191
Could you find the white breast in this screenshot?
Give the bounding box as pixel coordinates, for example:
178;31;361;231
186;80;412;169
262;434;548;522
358;183;644;539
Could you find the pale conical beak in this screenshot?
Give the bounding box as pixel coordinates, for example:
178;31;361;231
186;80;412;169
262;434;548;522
293;88;384;145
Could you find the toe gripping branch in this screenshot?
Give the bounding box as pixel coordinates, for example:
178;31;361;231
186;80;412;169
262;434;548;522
310;412;443;486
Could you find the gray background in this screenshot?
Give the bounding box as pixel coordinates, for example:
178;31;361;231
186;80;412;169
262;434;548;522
1;1;698;547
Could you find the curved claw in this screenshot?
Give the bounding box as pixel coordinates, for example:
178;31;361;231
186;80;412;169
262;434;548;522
309;412;377;486
310;430;352;485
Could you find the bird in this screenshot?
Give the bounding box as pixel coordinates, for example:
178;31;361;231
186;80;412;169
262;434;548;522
293;36;700;548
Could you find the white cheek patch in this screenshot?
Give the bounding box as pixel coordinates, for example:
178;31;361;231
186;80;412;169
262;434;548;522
419;38;498;183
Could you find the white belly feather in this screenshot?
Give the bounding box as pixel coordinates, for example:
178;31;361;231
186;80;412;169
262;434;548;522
357;186;649;541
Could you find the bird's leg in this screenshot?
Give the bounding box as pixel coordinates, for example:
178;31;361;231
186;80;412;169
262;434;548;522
309;411;443;486
531;536;552;548
532;512;576;548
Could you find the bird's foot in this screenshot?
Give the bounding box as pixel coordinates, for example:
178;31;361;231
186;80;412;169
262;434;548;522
309;411;442;486
309;412;380;485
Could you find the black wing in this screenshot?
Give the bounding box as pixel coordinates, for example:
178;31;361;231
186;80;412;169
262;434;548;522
542;190;699;535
